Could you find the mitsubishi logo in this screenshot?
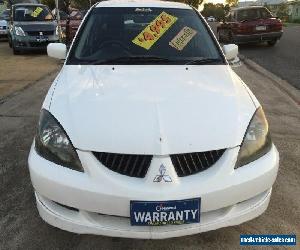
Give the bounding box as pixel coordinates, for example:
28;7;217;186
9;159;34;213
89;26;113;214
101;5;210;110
153;164;172;183
39;32;43;36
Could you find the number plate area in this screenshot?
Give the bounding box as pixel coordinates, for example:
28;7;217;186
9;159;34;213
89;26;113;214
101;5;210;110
256;25;267;31
130;198;201;226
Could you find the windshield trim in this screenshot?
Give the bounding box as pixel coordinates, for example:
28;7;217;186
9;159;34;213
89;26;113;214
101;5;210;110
66;6;227;66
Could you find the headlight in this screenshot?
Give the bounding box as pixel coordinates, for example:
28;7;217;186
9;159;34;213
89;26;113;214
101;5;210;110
235;107;272;168
35;109;83;172
14;26;26;36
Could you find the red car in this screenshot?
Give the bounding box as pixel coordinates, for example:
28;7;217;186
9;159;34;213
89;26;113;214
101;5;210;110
217;6;283;46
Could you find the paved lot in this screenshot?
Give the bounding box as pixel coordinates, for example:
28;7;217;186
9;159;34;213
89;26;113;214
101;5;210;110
0;42;299;249
239;25;300;90
208;22;300;90
0;40;60;101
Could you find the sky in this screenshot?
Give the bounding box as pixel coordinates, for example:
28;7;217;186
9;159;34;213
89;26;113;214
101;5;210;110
204;0;253;4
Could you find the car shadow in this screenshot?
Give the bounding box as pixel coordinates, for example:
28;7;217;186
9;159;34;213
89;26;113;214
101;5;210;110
238;43;273;51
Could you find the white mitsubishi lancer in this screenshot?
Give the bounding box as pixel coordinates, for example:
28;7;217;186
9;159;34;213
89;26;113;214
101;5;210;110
28;0;279;239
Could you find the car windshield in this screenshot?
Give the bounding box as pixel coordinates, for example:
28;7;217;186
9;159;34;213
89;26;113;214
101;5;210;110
0;10;10;20
237;8;273;21
14;5;53;21
67;7;224;65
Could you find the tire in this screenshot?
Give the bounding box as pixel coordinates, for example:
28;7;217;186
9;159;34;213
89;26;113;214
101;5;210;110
267;40;277;46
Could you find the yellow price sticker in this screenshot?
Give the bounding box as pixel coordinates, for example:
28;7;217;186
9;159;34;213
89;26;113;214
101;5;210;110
132;12;178;50
31;7;43;18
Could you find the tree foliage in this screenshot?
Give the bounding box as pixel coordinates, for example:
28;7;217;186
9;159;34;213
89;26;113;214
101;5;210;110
225;0;238;7
41;0;55;10
201;3;230;21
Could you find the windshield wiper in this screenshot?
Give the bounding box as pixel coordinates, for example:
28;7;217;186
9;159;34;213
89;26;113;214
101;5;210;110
89;56;174;65
185;58;223;65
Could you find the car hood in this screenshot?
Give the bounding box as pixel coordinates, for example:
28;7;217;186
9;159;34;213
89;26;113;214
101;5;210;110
48;65;257;155
13;21;56;31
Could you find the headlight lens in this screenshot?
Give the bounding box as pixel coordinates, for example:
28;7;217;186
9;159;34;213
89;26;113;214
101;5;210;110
35;109;83;172
14;26;26;36
235;107;272;168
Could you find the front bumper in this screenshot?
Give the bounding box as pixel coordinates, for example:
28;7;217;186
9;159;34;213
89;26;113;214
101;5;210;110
0;29;8;38
36;188;272;239
233;31;283;44
28;144;279;238
13;35;59;50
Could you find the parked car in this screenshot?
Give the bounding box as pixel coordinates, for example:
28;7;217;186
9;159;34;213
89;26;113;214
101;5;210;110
0;9;9;38
217;6;283;46
8;3;59;54
207;16;216;22
28;0;279;239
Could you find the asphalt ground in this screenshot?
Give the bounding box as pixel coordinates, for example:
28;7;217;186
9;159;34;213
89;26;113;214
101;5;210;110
0;41;299;249
0;40;60;101
239;25;300;90
208;22;300;90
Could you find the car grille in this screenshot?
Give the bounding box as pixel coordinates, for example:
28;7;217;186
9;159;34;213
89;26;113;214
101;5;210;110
170;149;226;177
27;31;54;36
92;152;153;178
29;42;49;47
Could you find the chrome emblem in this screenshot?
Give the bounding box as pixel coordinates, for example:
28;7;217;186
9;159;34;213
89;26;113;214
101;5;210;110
39;32;43;36
153;164;172;183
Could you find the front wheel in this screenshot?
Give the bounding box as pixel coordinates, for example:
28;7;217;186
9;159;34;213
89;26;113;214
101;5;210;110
267;40;277;46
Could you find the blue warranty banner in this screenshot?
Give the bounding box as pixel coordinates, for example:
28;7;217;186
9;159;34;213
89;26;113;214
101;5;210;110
240;234;296;246
130;198;200;226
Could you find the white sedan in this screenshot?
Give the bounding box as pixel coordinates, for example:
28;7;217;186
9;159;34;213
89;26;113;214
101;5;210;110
28;0;279;239
207;16;216;22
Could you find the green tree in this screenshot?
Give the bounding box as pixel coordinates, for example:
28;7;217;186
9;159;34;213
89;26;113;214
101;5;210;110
41;0;55;10
201;3;229;21
276;3;289;20
225;0;238;7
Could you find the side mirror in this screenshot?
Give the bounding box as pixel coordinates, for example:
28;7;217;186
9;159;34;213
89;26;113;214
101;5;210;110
47;43;66;60
223;44;238;61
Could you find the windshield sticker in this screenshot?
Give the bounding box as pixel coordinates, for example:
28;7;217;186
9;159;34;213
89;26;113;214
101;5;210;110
169;26;197;51
31;7;43;18
132;12;177;50
135;8;152;12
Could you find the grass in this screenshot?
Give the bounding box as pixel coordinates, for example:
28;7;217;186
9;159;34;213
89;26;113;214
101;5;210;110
283;22;300;27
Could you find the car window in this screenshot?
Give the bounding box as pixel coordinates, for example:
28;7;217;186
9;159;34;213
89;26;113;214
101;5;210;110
237;8;272;21
68;7;223;65
13;5;53;21
0;10;10;20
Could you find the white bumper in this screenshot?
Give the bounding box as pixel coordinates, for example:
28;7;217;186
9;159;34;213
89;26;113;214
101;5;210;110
28;144;279;239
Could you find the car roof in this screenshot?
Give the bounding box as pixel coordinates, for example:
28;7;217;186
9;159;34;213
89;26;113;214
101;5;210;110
96;0;192;9
232;6;267;11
